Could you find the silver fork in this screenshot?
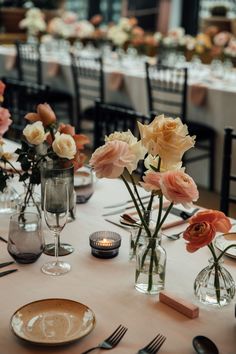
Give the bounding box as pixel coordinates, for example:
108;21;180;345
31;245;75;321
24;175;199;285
80;325;128;354
138;334;166;354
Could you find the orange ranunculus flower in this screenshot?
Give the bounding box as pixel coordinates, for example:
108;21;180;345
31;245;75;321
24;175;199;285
0;107;12;136
129;17;138;27
183;222;216;253
73;134;90;150
189;209;231;233
58;123;75;136
25;103;56;127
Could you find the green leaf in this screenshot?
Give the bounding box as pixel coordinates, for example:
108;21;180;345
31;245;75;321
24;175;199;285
21;157;31;171
19;172;29;182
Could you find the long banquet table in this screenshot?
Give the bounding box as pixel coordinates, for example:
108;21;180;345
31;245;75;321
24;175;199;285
0;176;236;354
0;44;236;191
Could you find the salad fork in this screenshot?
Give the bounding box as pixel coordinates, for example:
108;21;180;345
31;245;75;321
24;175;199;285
80;324;128;353
138;334;166;354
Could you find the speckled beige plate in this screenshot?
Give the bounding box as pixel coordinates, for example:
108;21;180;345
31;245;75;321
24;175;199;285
10;298;96;346
215;233;236;259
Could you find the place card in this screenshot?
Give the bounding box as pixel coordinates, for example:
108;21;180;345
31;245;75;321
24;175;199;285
159;291;199;319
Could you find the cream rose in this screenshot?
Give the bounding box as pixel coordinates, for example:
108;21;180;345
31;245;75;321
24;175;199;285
23;121;45;145
138;114;195;166
52;133;76;160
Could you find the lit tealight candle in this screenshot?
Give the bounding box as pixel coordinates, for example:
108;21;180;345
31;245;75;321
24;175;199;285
96;238;114;247
89;231;121;259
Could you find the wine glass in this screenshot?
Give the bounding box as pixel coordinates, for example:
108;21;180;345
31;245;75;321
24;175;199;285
41;179;71;276
41;160;74;256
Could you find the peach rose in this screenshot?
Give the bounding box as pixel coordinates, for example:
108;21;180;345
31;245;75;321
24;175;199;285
23;121;46;145
138;115;195;166
90;140;136;178
183;222;216;253
52;133;76;160
72;150;86;171
25;103;56;127
140;171;161;192
189;209;231;233
0;107;12;136
160;170;199;207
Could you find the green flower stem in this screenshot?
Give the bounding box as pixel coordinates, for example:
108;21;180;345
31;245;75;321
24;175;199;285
207;243;221;305
121;174;151;237
130;173;146;211
154;201;174;237
216;244;236;262
147;239;156;292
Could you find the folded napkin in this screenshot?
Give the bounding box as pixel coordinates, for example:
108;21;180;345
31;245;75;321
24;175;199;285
5;54;16;71
189;83;208;107
47;61;60;77
108;72;124;91
105;204;198;231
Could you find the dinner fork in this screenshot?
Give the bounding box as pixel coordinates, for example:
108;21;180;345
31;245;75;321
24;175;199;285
80;324;128;354
138;334;166;354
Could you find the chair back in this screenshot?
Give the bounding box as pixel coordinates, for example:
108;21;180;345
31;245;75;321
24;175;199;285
70;52;104;118
2;78;49;141
15;41;42;85
94;100;150;150
145;63;187;123
220;127;236;216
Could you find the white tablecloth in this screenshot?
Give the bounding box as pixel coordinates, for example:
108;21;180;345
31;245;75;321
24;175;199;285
0;176;236;353
0;46;236;192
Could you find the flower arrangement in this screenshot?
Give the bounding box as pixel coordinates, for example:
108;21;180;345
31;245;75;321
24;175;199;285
183;209;236;305
0;99;89;216
19;8;47;37
90;114;199;294
47;12;95;39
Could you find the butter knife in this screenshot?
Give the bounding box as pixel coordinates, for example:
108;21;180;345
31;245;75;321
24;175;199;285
0;269;18;277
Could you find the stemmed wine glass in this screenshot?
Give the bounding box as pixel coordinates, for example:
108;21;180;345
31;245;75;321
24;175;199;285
41;179;71;276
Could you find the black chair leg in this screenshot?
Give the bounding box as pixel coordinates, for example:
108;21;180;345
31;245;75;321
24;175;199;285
209;136;215;192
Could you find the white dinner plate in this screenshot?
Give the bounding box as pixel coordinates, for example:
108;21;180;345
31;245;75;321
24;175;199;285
10;298;96;346
214;233;236;259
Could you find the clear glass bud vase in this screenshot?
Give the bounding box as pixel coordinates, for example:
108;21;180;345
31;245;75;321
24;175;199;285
17;185;41;218
129;210;155;261
194;258;235;307
135;235;166;295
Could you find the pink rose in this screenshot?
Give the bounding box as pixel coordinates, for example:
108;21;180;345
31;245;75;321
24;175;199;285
140;171;161;192
0;107;12;136
90;140;135;178
213;31;231;47
183;222;216;253
160;170;199;207
58;123;75;136
189;209;231;233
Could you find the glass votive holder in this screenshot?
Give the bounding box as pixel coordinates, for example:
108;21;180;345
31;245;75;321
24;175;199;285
89;231;121;259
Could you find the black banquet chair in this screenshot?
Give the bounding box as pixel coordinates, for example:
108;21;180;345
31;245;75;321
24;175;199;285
70;51;104;134
15;41;74;125
94;100;150;150
220;127;236;216
2;77;50;142
145;62;216;191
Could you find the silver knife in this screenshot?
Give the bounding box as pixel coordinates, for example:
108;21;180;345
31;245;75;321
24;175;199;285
104;195;150;209
0;269;18;277
168;207;199;219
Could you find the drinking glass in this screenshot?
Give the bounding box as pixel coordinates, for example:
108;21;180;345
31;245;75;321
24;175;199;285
7;212;44;264
41;160;74;256
41;179;71;276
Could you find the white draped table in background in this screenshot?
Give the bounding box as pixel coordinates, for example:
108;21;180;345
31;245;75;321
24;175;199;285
0;175;236;353
0;45;236;191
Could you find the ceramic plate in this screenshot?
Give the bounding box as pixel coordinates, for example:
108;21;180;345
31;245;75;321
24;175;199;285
10;298;96;346
215;233;236;259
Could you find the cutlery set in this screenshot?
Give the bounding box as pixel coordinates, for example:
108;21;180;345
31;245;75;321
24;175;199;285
80;325;166;354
